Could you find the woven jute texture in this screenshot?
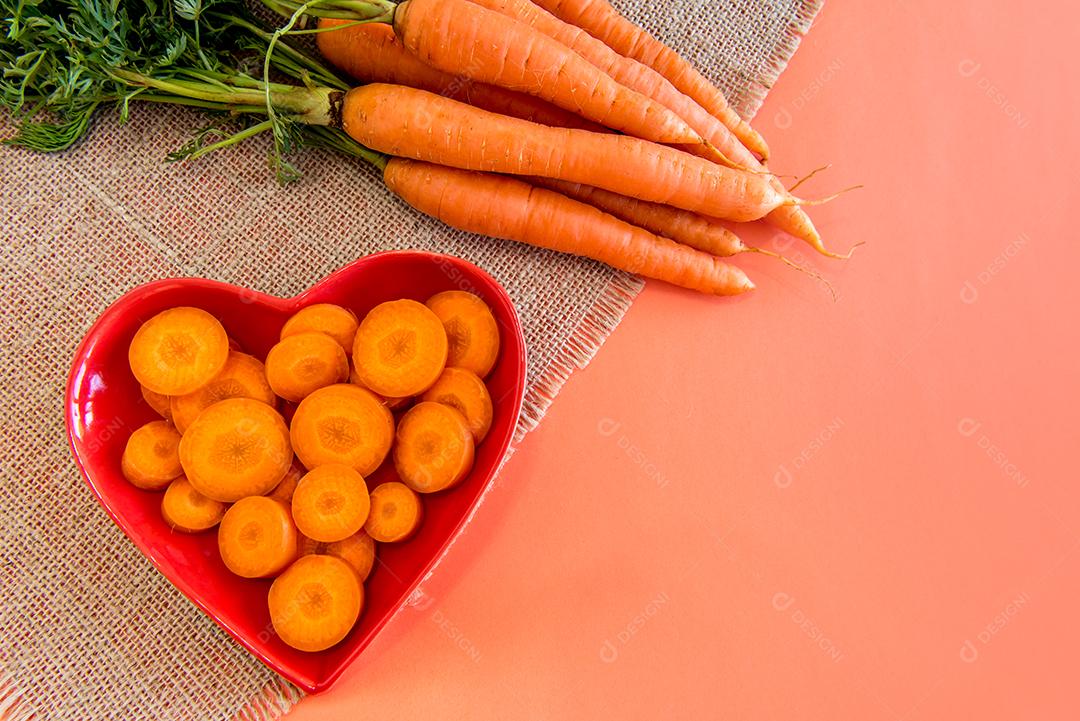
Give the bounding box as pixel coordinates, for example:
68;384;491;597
0;1;821;718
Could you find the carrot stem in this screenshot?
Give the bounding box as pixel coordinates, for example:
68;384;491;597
262;0;397;23
136;95;268;114
110;69;342;125
185;119;276;160
213;12;351;91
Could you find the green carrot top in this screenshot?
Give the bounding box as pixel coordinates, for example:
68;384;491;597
0;0;385;179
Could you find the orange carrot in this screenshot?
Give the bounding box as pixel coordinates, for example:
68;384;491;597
531;0;770;159
348;364;412;411
527;178;830;279
122;420;183;490
269;555;363;652
464;0;754;167
318;20;832;253
170;351;276;433
265;331;350;403
281;303;359;356
316;20;603;132
420;367;494;443
297;530;377;582
128;307;229;395
383;159;754;295
178;398;293;502
425;291;501;378
343;84;789;223
527;177;746;257
161;475;227;533
364;482;424;542
140;385;172;421
394;401;475;494
315;20;776;254
291;464;371;543
392;0;704;145
267;460;306;504
352;300;448;398
290;384;395;475
218;496;298;578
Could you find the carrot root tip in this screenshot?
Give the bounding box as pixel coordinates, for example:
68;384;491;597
788;183;864;208
825;240;866;261
746;246;837;300
787;163;833;193
805;240;865;261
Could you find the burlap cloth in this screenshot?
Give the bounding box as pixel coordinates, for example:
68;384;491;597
0;1;821;718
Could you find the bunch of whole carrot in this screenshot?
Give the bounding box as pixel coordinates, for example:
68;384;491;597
269;0;849;296
0;0;851;296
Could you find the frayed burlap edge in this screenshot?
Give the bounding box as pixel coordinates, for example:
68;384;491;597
230;678;304;721
739;0;825;119
515;271;644;441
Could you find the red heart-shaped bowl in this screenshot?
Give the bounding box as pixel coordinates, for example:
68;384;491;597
65;251;526;692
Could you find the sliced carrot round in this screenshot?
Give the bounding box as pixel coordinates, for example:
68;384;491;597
140;384;172;421
297;530;377;582
393;401;475;493
291;464;371;543
218;496;298;578
266;331;350;403
170;351;276;433
267;460;305;504
348;363;411;411
352;299;448;398
121;420;183;490
129;306;229;395
269;555;363;652
179;398;292;502
290;384;394;476
161;475;226;532
426;291;500;378
365;481;424;542
282;304;359;355
420;367;494;443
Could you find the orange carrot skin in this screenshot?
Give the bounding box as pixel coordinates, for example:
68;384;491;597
342;84;785;222
383;159;754;296
392;0;701;144
531;0;770;160
528;177;746;257
316;20;603;132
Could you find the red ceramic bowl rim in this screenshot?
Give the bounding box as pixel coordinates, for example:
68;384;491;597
63;250;527;692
